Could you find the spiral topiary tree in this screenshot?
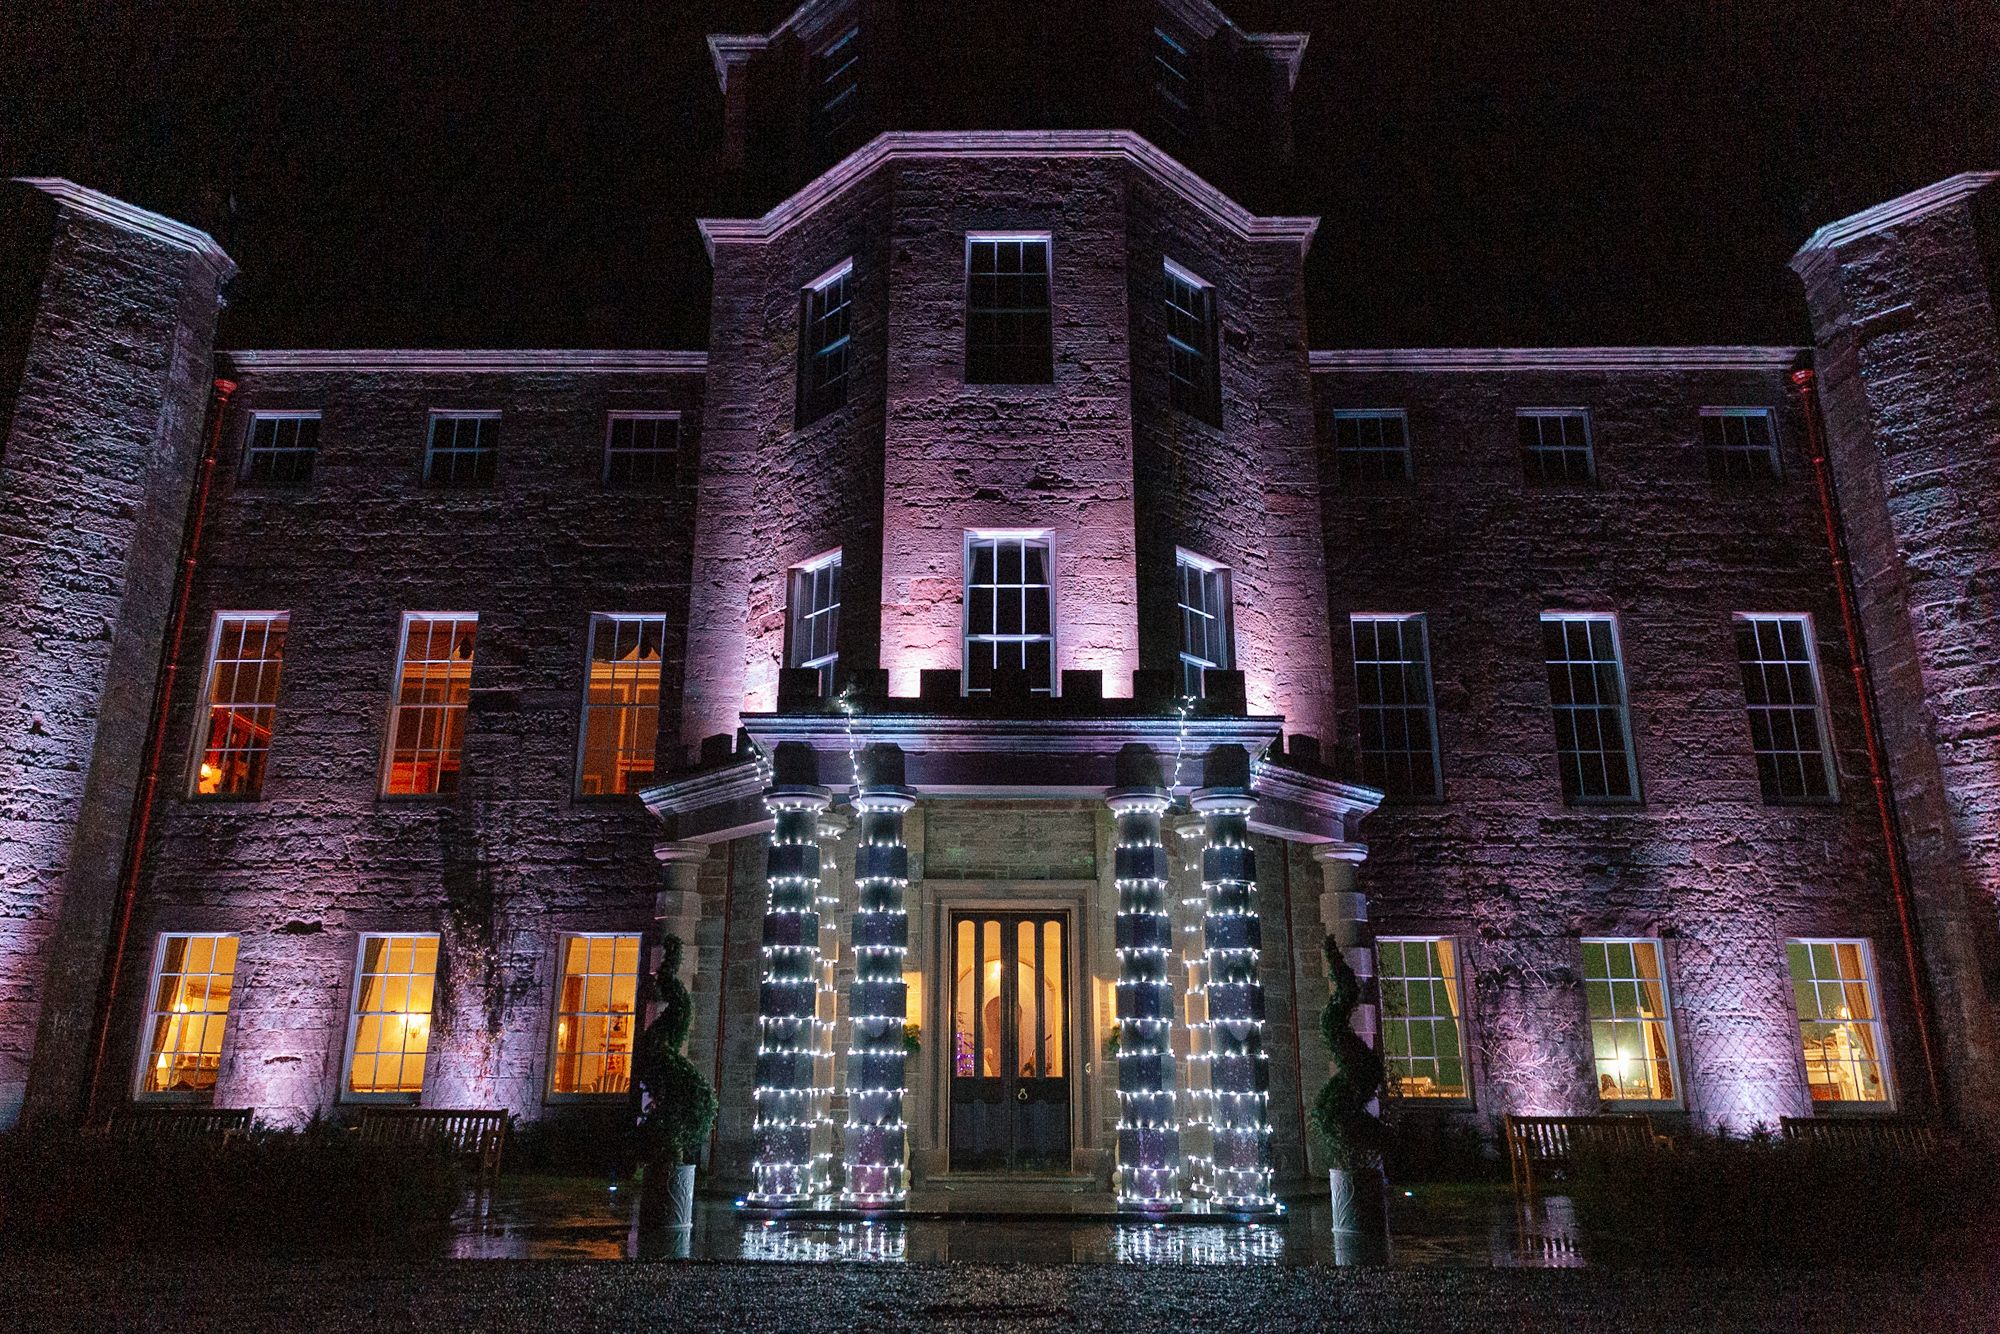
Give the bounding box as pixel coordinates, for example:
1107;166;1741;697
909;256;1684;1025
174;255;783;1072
635;933;716;1227
1309;933;1385;1171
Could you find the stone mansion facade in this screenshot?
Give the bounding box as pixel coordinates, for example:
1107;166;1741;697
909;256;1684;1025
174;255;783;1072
2;0;1998;1205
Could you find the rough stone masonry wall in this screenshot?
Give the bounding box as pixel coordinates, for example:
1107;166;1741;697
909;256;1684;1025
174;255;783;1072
113;363;704;1125
1796;185;2000;1128
1315;363;1916;1131
0;193;227;1127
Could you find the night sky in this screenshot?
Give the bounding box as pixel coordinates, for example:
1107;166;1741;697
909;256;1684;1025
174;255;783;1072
5;1;1995;352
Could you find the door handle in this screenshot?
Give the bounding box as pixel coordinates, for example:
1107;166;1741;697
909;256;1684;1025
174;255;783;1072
1016;1086;1029;1102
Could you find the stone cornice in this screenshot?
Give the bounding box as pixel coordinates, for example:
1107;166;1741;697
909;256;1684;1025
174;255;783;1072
741;711;1283;758
1792;171;2000;266
222;349;707;374
1309;346;1804;374
1249;761;1383;827
16;177;235;278
1243;33;1310;88
697;130;1319;259
641;758;768;825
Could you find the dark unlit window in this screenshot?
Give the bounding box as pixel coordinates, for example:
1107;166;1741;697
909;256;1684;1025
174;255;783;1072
814;25;860;144
799;260;854;427
1734;614;1837;803
1177;552;1231;695
1518;409;1595;485
1351;614;1442;800
424;412;498;488
1701;407;1780;482
966;237;1053;385
1331;409;1412;487
1164;261;1221;426
603;413;678;491
242;413;320;487
1542;613;1639;803
788;552;843;696
1151;23;1201;138
965;534;1054;694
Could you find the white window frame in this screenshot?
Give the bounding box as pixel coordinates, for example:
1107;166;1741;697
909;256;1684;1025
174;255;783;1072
1175;548;1233;696
1580;937;1682;1108
342;931;441;1104
380;612;479;798
787;548;844;696
1162;259;1222;425
546;932;648;1102
1785;937;1897;1112
575;612;666;799
1516;407;1595;485
798;258;855;427
1540;611;1642;804
187;610;289;800
133;932;240;1102
1733;612;1839;804
1375;935;1474;1104
1349;612;1444;800
1330;408;1412;486
962;528;1058;696
601;411;680;490
240;410;321;487
1699;406;1781;482
423;410;501;488
964;233;1054;386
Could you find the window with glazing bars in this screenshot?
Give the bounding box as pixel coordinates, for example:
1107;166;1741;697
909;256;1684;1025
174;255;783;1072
345;934;439;1098
1376;938;1470;1100
1734;614;1837;803
1583;939;1679;1103
137;934;238;1098
965;237;1052;384
1150;23;1200;138
550;934;643;1096
788;552;842;696
578;614;663;797
192;612;288;799
1164;261;1221;425
1786;939;1893;1106
384;614;477;795
1331;409;1411;487
1350;614;1442;799
1518;408;1595;485
1701;407;1780;482
424;412;498;488
798;260;854;426
602;413;678;491
1177;552;1231;695
242;413;319;487
965;534;1054;693
1541;613;1639;802
813;24;860;143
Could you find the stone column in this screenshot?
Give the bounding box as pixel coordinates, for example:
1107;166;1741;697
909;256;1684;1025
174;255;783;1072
749;742;831;1206
1313;841;1375;1056
1170;812;1213;1202
653;842;708;990
1194;745;1274;1211
842;744;915;1206
1108;744;1180;1209
814;809;850;1197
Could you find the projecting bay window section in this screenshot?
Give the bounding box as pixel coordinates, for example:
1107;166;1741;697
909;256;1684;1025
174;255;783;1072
1734;614;1837;803
1331;409;1412;488
1518;408;1595;485
241;412;319;488
549;934;643;1098
1786;939;1893;1109
1350;614;1442;800
136;934;238;1099
191;612;288;800
1582;939;1680;1105
345;934;439;1101
1376;938;1470;1101
577;614;664;797
965;236;1052;385
383;613;478;796
424;411;499;488
602;412;678;491
1541;613;1640;803
1164;260;1222;426
797;259;854;428
787;551;843;697
1701;407;1781;483
964;533;1055;695
1176;551;1232;696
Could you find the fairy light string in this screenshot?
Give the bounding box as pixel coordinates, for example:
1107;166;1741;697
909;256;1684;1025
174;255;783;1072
841;745;915;1207
1109;768;1182;1209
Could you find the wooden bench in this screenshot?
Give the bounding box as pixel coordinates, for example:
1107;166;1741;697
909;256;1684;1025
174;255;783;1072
355;1107;508;1178
106;1106;252;1145
1504;1113;1661;1197
1780;1115;1941;1156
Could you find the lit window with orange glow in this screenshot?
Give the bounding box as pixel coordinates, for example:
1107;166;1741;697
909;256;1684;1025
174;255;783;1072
1787;938;1893;1107
384;614;477;796
1376;937;1470;1100
345;934;439;1098
1583;939;1679;1104
577;615;663;797
192;613;287;799
137;933;238;1098
550;934;643;1096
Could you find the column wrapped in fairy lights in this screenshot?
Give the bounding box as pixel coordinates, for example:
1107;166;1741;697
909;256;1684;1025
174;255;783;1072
1194;744;1275;1211
1108;743;1180;1209
1171;812;1215;1202
842;743;915;1207
750;742;832;1206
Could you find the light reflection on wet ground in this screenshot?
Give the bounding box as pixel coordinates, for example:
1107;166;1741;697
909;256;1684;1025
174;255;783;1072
450;1178;1588;1267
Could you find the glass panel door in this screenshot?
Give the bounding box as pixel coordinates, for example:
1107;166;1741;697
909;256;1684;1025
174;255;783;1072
949;911;1071;1172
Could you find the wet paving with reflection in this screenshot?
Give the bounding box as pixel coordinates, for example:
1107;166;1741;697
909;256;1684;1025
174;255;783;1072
450;1178;1587;1267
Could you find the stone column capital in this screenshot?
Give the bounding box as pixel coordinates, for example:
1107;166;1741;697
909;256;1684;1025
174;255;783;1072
653;839;710;868
1191;787;1256;816
1105;786;1172;815
853;784;917;813
1311;839;1369;866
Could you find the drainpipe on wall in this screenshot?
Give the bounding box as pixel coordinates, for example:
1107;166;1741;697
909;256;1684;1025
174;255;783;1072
1791;367;1943;1111
82;375;237;1122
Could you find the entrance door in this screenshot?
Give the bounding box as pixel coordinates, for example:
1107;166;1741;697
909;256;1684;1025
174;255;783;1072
949;912;1071;1172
